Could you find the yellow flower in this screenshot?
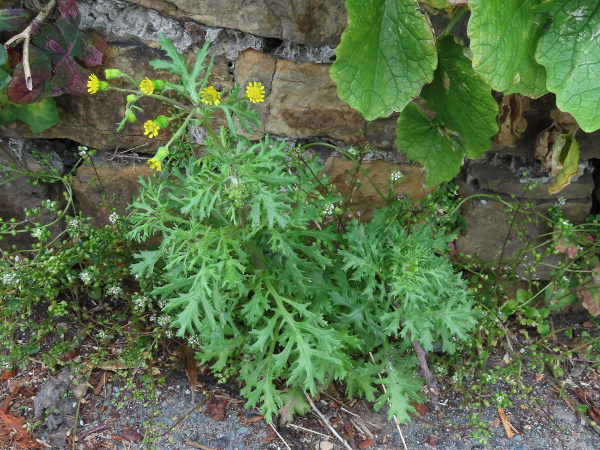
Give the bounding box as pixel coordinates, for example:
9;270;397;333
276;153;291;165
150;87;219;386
139;77;155;95
245;81;265;103
147;158;162;171
200;86;221;105
147;147;169;171
87;74;100;94
144;120;160;138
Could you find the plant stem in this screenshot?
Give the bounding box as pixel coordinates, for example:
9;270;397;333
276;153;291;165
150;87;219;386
437;7;467;41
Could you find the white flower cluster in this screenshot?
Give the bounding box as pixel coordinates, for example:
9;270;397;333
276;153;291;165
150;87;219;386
188;335;201;346
31;227;44;239
108;212;119;224
390;170;403;182
42;199;57;210
132;295;148;310
68;218;81;229
322;203;335;216
2;271;20;285
79;271;92;284
150;314;169;326
107;286;123;297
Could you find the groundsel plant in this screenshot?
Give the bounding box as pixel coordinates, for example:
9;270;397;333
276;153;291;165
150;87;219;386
87;33;265;172
102;35;480;424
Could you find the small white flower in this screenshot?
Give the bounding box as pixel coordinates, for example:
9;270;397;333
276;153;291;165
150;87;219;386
97;330;107;339
133;296;148;309
390;170;403;182
322;203;334;216
107;286;123;297
43;199;57;210
156;316;169;326
31;227;43;239
188;335;201;346
108;212;119;224
2;272;19;284
68;218;80;229
79;271;92;284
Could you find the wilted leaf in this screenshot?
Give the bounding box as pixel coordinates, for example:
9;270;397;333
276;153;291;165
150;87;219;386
547;130;580;195
122;427;143;443
496;94;530;146
331;0;437;120
578;285;600;316
277;387;310;425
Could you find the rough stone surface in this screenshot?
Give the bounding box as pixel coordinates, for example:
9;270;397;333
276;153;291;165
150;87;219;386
266;57;366;143
323;158;432;221
455;179;592;278
125;0;347;47
468;152;595;200
71;152;155;228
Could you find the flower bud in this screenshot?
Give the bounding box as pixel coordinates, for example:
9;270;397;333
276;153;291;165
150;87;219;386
126;94;137;103
126;111;137;123
154;115;170;129
152;79;165;91
105;69;124;79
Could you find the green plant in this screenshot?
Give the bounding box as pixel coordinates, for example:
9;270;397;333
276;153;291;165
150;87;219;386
0;0;106;131
107;35;482;423
331;0;594;188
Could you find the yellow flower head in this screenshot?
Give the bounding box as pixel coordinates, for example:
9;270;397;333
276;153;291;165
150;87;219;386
147;147;169;171
87;74;100;94
200;86;221;106
144;120;160;138
245;81;265;103
147;157;162;171
139;77;155;95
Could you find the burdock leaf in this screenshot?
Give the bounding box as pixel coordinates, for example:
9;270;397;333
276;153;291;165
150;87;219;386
535;0;600;132
331;0;437;120
468;0;548;97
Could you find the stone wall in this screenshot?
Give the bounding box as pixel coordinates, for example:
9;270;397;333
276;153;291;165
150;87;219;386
0;0;598;273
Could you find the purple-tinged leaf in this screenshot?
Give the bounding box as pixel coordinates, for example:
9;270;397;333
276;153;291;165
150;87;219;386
0;9;34;33
6;47;51;103
57;0;80;21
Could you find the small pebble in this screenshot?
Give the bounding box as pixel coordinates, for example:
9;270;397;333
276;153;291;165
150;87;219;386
319;441;334;450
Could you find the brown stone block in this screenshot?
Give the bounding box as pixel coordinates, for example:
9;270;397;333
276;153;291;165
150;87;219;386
267;59;366;143
322;158;432;222
71;158;155;228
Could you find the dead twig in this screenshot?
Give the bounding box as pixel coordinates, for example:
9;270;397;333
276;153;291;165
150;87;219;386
304;391;353;450
286;423;329;438
4;0;58;91
269;422;292;450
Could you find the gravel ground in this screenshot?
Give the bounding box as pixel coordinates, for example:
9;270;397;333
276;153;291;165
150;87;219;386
15;364;600;450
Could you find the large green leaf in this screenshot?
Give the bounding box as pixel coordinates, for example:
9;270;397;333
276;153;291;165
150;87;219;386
420;37;498;158
0;98;59;132
535;0;600;132
396;37;497;187
330;0;437;120
396;102;465;187
468;0;548;98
